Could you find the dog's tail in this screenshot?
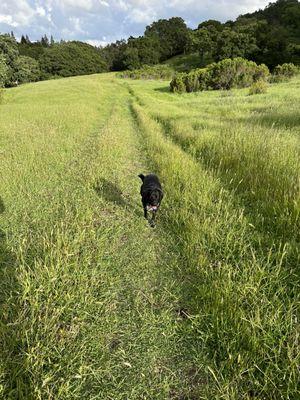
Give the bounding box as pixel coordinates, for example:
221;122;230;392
138;174;145;182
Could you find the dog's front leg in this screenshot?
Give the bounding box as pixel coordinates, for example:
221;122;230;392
149;211;156;227
143;206;148;219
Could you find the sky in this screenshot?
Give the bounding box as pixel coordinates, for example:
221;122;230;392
0;0;271;46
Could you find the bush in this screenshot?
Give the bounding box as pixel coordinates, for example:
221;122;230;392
271;63;299;82
208;58;269;90
170;58;270;93
170;73;186;92
118;64;174;80
249;80;268;95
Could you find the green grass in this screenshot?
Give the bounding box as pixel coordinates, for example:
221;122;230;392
0;73;299;399
163;53;204;72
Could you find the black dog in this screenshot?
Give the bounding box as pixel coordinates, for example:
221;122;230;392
138;173;163;227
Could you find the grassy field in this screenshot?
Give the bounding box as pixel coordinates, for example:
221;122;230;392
0;73;299;399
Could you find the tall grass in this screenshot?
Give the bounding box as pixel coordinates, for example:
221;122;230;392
0;72;299;399
127;77;300;399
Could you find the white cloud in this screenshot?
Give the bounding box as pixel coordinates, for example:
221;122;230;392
126;8;157;24
0;0;271;43
86;38;109;47
0;0;36;27
0;14;19;27
36;6;46;17
69;16;87;34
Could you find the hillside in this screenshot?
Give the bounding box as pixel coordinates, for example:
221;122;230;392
0;74;299;399
163;53;202;72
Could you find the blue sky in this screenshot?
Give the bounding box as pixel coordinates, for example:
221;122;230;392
0;0;270;46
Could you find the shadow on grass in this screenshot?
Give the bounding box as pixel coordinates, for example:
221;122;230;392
93;177;143;219
154;86;172;94
0;197;5;214
94;178;127;207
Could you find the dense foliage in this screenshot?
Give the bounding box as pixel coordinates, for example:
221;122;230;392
101;0;300;71
272;62;299;81
170;58;270;93
14;56;40;84
38;41;107;79
117;65;174;80
0;53;8;87
0;34;108;87
1;0;299;87
248;79;268;95
0;34;19;86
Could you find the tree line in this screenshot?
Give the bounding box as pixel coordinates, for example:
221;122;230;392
102;0;299;71
1;0;299;87
0;33;107;87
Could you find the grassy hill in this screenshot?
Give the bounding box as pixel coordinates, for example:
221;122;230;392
0;74;299;399
163;53;203;72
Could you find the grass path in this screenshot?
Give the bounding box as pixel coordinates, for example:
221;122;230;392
0;76;200;399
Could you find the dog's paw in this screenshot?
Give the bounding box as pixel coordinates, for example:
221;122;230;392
148;220;156;228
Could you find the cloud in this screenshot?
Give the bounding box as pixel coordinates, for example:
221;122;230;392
0;0;271;43
85;38;109;47
0;0;36;27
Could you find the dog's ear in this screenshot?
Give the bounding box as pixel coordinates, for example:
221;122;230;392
138;174;145;182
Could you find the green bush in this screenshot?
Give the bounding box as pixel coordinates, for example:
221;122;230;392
170;73;186;93
271;63;299;82
249;80;268;95
207;58;269;90
118;64;174;80
170;58;270;93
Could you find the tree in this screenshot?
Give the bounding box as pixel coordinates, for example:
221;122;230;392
0;53;8;87
185;28;216;65
145;17;189;60
198;19;223;31
39;41;108;78
214;28;257;61
20;35;27;44
41;35;50;47
15;56;40;83
122;47;140;70
0;34;19;86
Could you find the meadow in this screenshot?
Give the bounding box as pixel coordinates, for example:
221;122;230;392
0;73;299;399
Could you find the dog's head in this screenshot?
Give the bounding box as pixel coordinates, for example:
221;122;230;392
146;189;163;212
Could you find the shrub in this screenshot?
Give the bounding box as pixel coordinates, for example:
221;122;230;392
184;70;200;92
170;58;270;93
249;80;268;95
271;63;299;82
253;63;270;82
208;58;269;90
118;64;174;80
170;73;186;93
